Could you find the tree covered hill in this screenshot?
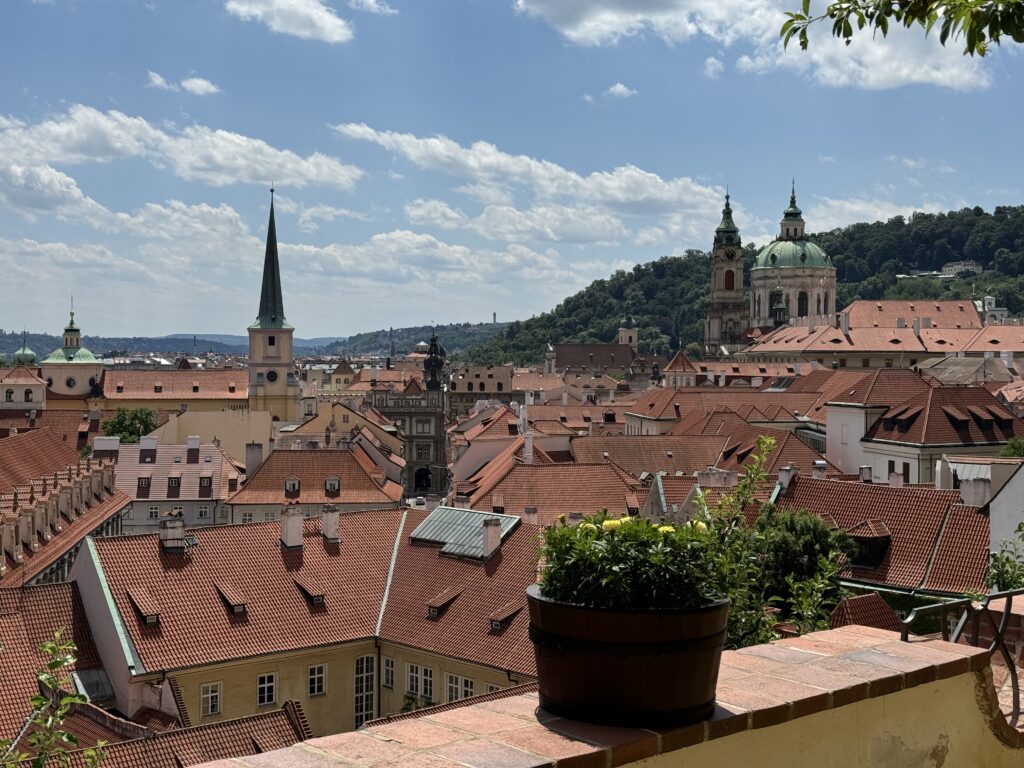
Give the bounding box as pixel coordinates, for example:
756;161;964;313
468;205;1024;366
322;322;508;356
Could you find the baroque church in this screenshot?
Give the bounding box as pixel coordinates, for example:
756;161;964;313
704;185;837;355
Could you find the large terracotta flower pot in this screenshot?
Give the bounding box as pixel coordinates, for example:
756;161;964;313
526;583;730;727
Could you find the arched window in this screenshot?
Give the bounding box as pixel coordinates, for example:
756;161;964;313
466;382;473;392
816;295;822;316
724;270;735;291
823;292;830;315
450;382;457;391
4;389;13;402
479;383;485;392
756;294;762;319
24;389;33;402
496;382;503;392
798;292;809;318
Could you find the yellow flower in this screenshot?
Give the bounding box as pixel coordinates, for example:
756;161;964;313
693;521;708;532
580;522;598;534
658;525;675;534
602;519;622;532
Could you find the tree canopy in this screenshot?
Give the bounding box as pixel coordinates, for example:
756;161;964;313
782;0;1024;56
102;408;158;443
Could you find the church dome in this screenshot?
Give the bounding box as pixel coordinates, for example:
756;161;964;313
13;341;36;365
753;240;833;270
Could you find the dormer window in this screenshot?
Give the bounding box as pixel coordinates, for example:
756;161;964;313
228;384;236;394
168;477;180;488
116;384;124;393
154;385;163;393
325;476;340;494
138;477;150;488
200;477;212;488
285;476;300;494
192;385;199;393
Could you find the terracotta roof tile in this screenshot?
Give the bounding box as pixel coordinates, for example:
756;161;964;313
923;504;989;594
570;435;727;475
227;449;403;506
90;510;404;671
0;428;80;492
844;299;983;330
103;370;246;400
864;386;1022;447
0;583;103;737
830;593;903;633
115;443;240;502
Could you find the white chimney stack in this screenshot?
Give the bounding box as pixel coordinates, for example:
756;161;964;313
777;465;797;493
859;465;873;483
280;505;304;549
523;506;538;525
159;518;186;552
524;432;534;464
840;313;851;334
561;391;568;406
888;472;905;488
139;435;158;451
812;460;828;480
482;517;501;559
186;435;201;451
322;504;340;543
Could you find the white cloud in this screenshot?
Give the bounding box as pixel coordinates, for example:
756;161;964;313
146;70;178;91
887;154;955;174
513;0;990;91
0;163;112;228
454;181;515;206
296;204;371;232
604;82;637;98
0;104;362;189
224;0;353;43
582;93;594;103
404;198;467;230
817;153;835;163
806;195;945;232
180;77;221;96
348;0;397;14
703;56;723;79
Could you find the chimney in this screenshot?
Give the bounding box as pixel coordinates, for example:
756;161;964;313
139;435;158;451
482;518;501;559
524;432;534;464
159;518;186;553
912;318;921;337
92;436;121;459
812;460;828;480
522;506;538;525
371;365;378;385
777;465;797;493
888;472;905;488
322;504;340;543
186;435;201;452
718;373;726;387
525;391;535;405
859;465;873;483
519;403;529;434
960;477;992;507
923;317;932;329
896;317;907;329
561;391;568;406
609;389;615;403
245;442;263;477
280;505;304;549
840;313;851;334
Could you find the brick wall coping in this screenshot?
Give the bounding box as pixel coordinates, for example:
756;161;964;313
195;626;1000;768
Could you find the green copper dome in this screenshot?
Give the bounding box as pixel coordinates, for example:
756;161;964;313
42;346;100;364
13;343;36;365
753;239;833;270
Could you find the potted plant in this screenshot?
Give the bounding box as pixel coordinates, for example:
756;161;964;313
527;513;730;727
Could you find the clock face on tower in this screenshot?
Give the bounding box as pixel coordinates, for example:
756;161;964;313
725;248;736;260
266;370;279;383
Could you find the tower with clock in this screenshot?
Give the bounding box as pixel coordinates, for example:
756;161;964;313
247;190;302;422
704;193;751;354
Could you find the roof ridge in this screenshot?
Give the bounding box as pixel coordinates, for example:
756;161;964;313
919;499;960;592
376;509;408;637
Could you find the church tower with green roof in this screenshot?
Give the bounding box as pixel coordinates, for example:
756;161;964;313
704;193;750;354
247;192;301;423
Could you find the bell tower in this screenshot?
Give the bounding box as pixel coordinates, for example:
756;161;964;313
704;193;749;355
248;189;301;422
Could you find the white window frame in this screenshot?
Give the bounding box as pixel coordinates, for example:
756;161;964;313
446;674;474;703
197;504;211;520
241;511;254;524
264;511;275;522
257;673;276;706
148;505;159;520
308;664;327;697
383;657;394;689
172;505;184;517
354;655;376;729
486;684;503;694
201;681;222;717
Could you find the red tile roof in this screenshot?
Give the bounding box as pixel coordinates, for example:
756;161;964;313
114;443;243;502
0;366;46;386
379;510;538;677
863;386;1022;447
90;510;404;671
829;593;902;633
844;299;983;330
0;583;103;737
227;448;403;506
553;343;636;371
628;388;822;422
102;370;246;400
0;428;81;492
772;476;971;593
961;325;1024;353
923;503;989;594
570;435;727;475
0;410;174;450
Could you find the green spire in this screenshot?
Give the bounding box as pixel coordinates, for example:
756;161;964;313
783;178;803;219
716;192;739;234
254;189;287;329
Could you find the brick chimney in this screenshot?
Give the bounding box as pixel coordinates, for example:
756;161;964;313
859;465;873;483
522;506;538;525
280;505;304;550
812;460;828;480
482;518;501;559
159;518;186;553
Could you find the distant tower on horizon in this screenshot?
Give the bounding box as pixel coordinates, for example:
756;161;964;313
704;192;750;354
247;189;301;422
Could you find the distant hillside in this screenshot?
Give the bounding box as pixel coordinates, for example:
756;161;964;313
468;205;1024;366
323;323;509;357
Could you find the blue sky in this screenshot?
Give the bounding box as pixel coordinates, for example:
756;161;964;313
1;0;1021;338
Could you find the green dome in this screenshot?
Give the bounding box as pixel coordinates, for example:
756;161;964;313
42;346;100;364
13;343;36;365
753;239;833;270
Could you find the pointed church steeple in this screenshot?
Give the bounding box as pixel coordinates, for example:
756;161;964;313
714;191;740;246
255;188;287;328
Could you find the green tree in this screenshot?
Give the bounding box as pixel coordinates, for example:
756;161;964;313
985;523;1024;590
0;631;105;768
782;0;1024;56
1000;436;1024;458
684;342;704;361
101;408;157;444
